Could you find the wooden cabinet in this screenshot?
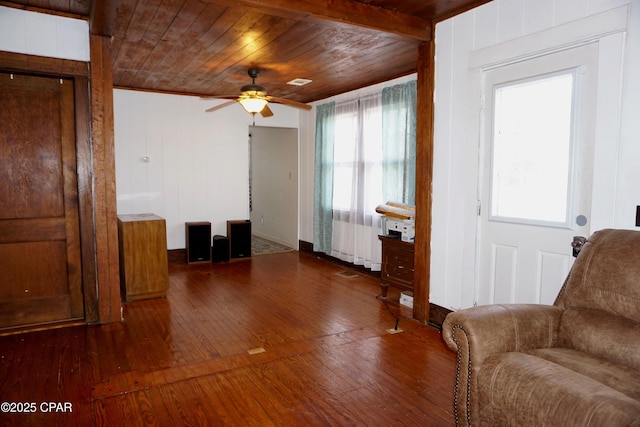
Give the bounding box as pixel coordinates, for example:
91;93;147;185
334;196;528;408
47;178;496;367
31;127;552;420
379;236;415;297
117;214;169;301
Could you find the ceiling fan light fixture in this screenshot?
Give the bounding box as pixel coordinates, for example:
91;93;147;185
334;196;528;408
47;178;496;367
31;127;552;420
239;97;268;114
202;68;310;116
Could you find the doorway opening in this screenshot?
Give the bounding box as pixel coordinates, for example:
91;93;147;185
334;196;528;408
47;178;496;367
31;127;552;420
249;126;299;251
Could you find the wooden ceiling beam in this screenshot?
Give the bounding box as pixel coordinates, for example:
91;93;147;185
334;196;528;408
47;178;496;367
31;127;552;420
89;0;123;37
217;0;432;41
88;0;431;41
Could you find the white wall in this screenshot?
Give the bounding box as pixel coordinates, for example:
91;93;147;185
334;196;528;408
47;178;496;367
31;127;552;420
0;6;89;61
431;0;640;310
114;90;301;249
616;0;640;228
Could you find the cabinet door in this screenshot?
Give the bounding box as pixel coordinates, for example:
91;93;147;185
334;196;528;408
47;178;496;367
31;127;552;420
382;241;414;289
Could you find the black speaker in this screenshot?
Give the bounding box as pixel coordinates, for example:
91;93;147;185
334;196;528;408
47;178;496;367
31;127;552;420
186;222;211;263
212;235;230;262
227;220;251;259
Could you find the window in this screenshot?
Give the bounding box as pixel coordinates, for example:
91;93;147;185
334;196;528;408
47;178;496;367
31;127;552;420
490;71;575;225
313;80;416;269
331;97;383;215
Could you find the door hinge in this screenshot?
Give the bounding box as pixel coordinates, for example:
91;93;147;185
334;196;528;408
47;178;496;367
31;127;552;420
477;201;481;216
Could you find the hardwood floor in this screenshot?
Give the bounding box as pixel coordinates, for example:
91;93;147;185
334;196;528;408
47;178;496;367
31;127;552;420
0;252;456;426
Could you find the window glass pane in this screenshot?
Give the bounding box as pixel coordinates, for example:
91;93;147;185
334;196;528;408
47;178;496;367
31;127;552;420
360;99;383;214
332;110;357;210
490;72;574;224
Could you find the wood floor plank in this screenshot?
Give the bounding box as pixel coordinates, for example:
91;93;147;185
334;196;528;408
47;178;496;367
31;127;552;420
0;251;456;426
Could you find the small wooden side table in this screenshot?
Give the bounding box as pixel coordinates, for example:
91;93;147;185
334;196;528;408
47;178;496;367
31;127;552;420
379;235;415;297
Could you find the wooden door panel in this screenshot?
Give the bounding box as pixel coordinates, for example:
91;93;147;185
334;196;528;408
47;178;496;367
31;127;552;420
0;242;68;299
0;218;66;242
0;296;72;328
0;79;64;219
0;242;71;327
0;72;84;329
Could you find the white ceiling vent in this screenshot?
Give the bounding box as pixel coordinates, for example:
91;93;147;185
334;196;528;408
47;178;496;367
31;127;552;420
287;78;313;86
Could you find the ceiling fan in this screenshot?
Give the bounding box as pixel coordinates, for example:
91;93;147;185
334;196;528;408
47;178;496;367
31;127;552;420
202;69;312;117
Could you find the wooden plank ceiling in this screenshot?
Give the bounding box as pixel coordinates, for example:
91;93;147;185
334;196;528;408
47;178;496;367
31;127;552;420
4;0;490;103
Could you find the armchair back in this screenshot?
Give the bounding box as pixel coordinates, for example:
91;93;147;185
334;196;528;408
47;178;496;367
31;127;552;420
555;228;640;322
554;229;640;370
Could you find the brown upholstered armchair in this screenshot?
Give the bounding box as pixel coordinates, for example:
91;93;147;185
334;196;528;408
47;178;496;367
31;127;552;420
442;229;640;426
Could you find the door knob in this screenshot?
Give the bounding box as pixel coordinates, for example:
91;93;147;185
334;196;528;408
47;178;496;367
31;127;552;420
571;235;587;257
576;215;588;226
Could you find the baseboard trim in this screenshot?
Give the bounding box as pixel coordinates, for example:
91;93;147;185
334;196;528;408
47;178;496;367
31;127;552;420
168;249;187;264
298;240;314;253
428;304;452;330
298;240;380;278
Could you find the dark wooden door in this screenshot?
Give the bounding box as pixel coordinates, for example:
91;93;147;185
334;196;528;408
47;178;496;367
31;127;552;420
0;72;84;330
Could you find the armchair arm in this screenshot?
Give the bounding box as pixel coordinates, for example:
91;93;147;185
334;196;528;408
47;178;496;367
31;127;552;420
442;304;563;427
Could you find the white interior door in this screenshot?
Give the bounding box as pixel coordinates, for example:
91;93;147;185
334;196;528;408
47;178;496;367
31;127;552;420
477;43;598;306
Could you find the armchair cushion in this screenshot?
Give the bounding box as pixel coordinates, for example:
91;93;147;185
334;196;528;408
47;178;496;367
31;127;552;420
527;348;640;400
560;307;640;369
477;352;640;426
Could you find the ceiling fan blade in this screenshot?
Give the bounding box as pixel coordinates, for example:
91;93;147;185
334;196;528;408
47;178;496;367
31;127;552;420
260;104;274;117
205;100;237;113
267;96;312;111
200;95;239;100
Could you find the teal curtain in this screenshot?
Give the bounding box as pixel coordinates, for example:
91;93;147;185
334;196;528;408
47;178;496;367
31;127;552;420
313;102;335;254
382;80;417;205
